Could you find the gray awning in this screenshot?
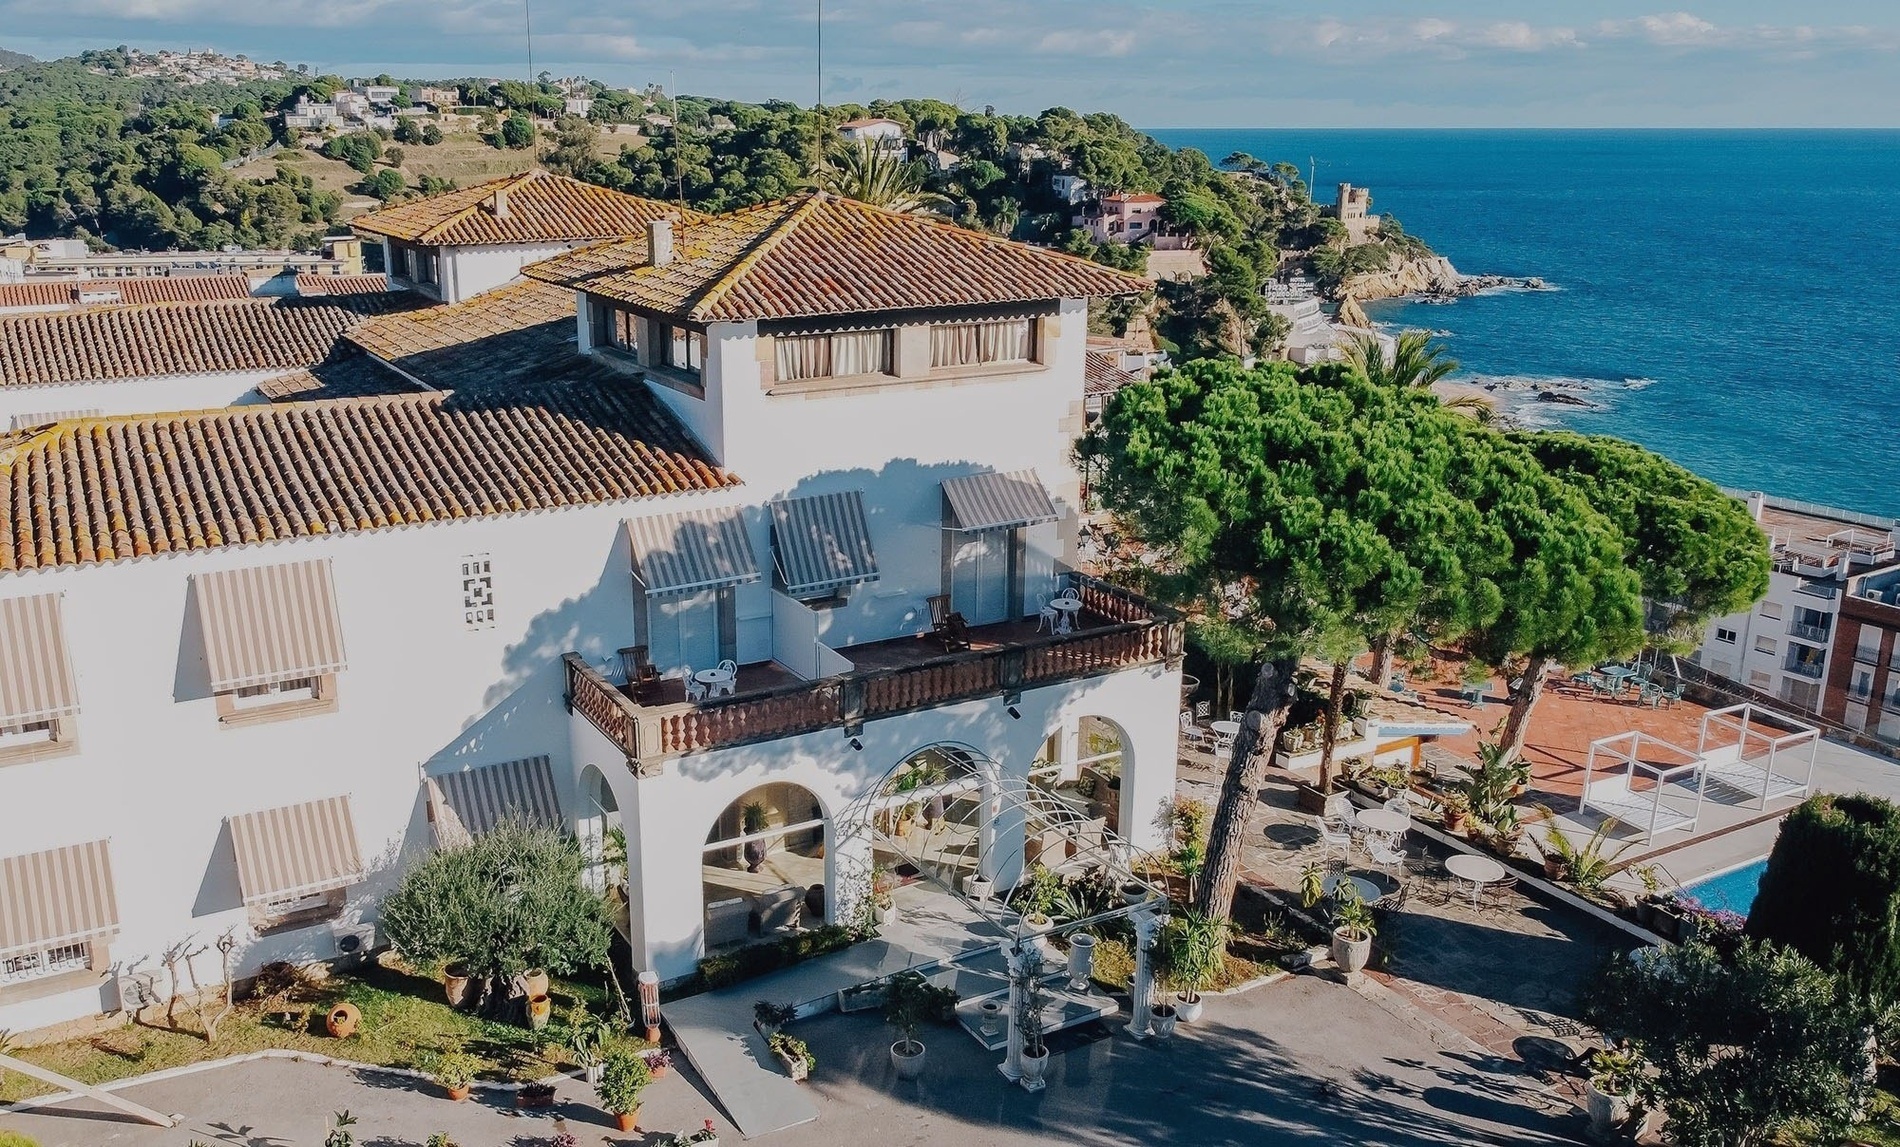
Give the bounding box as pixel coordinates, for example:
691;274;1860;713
0;840;119;956
625;507;761;596
942;469;1059;531
228;795;364;906
425;755;564;847
770;490;879;597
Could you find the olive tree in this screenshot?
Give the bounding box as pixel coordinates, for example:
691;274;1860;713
380;822;612;1017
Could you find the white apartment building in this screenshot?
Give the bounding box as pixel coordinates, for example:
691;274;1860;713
0;185;1179;1037
1693;491;1900;714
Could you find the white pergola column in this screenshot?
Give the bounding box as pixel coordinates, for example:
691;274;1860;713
1128;907;1164;1040
997;944;1037;1083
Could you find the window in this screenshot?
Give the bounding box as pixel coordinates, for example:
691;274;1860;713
1754;636;1777;656
1758;600;1784;620
401;246;436;286
1779;678;1821;711
930;317;1036;369
230;676;320;709
1853;670;1875;699
592;301;642;356
661;324;706;374
1706;659;1733;680
461;554;496;630
1714;627;1737;644
1879;709;1900;744
1748;669;1772;689
0;941;91;985
773;329;892;382
1846;702;1870;732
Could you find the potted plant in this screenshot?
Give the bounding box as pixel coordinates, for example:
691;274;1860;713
1583;1045;1641;1135
768;1031;814;1082
566;1004;612;1085
1527;807;1633;894
442;961;474;1009
753;1000;795;1034
1011;864;1063;949
643;1047;674;1079
514;1081;556;1109
1017;977;1049;1089
884;969;936;1080
1163;910;1230;1024
522;967;551;999
659;1120;721;1147
1328;886;1376;976
427;1050;481;1101
741;802;770;871
1439;790;1470;834
594;1047;652;1132
871;865;899;926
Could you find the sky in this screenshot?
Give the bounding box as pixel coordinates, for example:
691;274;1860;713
3;0;1898;127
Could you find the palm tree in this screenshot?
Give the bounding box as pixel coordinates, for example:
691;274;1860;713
813;139;953;215
1348;330;1493;422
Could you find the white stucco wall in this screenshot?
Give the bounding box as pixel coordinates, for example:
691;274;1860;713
0;368;284;425
440;242;576;304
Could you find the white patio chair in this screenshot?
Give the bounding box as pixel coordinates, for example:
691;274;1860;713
717;658;738;676
683;667;707;703
1212;727;1235;755
1178;710;1211;752
1318;817;1354;863
1036;595;1059;634
1228;710;1244;724
1194;701;1212;720
1054;587;1081;605
1366;836;1406;880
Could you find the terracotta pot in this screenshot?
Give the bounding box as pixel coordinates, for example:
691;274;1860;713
1542;857;1566;881
324;1002;360;1039
446;1084;470;1102
442;963;474;1009
527;993;552;1030
1443;809;1467;834
522;968;550;999
613;1109;639;1133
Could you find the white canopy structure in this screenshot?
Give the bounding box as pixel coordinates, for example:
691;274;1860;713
1694;703;1820;809
1579;731;1706;843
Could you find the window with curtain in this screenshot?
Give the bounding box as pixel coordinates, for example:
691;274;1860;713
773;329;893;382
662;324;706;373
930;317;1035;369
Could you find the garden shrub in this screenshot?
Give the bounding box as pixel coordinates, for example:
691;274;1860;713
696;924;863;991
1748;792;1900;1002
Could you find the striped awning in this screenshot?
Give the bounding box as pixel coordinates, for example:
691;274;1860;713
228;795;365;906
942;469;1059;531
770;490;880;597
426;755;564;847
0;840;119;956
625;507;761;596
0;593;81;726
10;409;102;432
195;559;348;692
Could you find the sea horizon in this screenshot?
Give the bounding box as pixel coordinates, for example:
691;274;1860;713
1148;128;1900;518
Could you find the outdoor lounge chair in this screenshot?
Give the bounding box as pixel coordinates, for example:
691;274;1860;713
619;645;661;701
1580;775;1695;840
926;594;973;652
1696;745;1809;806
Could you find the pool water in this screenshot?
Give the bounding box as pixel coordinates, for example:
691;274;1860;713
1681;859;1769;917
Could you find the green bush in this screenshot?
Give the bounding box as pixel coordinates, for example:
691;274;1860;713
0;1131;42;1147
1748;792;1900;1001
696;924;862;991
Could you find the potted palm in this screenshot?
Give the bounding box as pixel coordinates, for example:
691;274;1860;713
1328;886;1376;976
1163;910;1230;1024
595;1047;652;1132
1583;1046;1641;1135
1439;790;1470;834
566;1004;611;1085
1528;806;1633;895
741;802;770;871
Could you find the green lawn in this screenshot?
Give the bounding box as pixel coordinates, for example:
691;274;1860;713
1;960;645;1104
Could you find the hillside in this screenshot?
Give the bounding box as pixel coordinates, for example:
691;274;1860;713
0;47;34;69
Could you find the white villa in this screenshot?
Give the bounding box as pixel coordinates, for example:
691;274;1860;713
0;183;1183;1039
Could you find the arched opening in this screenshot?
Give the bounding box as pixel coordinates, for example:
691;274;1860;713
868;745;992;893
577;765;627;934
701;782;827;951
1071;714;1131;835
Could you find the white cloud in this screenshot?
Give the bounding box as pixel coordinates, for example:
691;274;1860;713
1034;29;1137;57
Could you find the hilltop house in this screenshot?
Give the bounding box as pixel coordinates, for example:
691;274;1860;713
349;170;706;304
0;184;1179;1037
836;117;906;155
1075;193;1164;245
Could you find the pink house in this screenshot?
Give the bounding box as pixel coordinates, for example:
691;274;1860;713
1075;193;1165;245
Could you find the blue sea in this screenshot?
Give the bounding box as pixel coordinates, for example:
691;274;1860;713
1146;130;1900;516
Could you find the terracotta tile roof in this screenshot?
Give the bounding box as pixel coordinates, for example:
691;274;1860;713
349;170;707;246
254;347;421;402
0;275;253;311
1085;348;1139;398
522;190;1150;323
295;273;397;297
0;384;737;573
345;280;572;380
0;296;418;389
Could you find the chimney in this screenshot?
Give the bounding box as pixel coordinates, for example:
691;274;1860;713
491;186;510;220
650;217;675;267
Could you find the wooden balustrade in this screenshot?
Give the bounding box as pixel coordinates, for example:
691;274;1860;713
566;588;1186;771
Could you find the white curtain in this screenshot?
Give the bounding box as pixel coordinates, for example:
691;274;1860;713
932;319;1033;367
775;334;831;381
774;330;890;381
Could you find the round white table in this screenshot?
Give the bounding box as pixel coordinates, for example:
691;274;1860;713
1354;807;1411;836
695;667;735;694
1444;853;1507;905
1322;872;1382;904
1049;597;1083;632
1210;719;1241;739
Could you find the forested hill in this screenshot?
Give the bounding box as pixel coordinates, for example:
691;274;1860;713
0;47;34;70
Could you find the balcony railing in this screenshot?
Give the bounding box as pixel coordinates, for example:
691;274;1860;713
1783;658;1826;680
1857;645;1883;665
1787;620;1831;644
1795;581;1839;600
565;572;1184;770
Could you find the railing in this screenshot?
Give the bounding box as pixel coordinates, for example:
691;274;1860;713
1782;658;1826;680
563;578;1184;770
1794;581;1839;600
1787;620;1831;643
1856;645;1882;665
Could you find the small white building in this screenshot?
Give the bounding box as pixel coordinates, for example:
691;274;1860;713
1051;174;1089;205
564;95;595;118
1261;277;1394;365
836;117;906;155
350;170;710;305
0;185;1175;1038
357;84;400;106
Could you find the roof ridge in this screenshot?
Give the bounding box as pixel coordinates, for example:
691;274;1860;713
834;194;1152;285
416;169;541;244
687;192;827;321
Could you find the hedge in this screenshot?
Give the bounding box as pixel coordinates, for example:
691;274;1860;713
696;924;866;992
1748;792;1900;1001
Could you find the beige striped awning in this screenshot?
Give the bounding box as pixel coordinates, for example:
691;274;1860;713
426;755;564;847
625;507;762;596
195;558;348;693
942;469;1059;532
0;592;82;726
0;840;119;956
228;796;364;906
770;490;879;597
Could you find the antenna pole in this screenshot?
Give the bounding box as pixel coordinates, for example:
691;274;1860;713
671;70;685;211
815;0;824;163
524;0;534;82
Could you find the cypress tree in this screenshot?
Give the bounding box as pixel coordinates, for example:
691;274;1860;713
1747;793;1900;1002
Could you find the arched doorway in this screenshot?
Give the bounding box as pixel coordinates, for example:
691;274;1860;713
1071;715;1132;837
577;765;627;934
700;783;828;951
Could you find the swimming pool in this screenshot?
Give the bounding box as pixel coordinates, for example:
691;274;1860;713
1680;858;1769;917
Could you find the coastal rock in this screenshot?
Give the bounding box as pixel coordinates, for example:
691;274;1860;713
1535;390;1593;407
1335;295;1371;329
1341;254;1463;303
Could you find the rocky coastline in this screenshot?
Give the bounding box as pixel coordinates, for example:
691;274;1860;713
1340;254;1549;306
